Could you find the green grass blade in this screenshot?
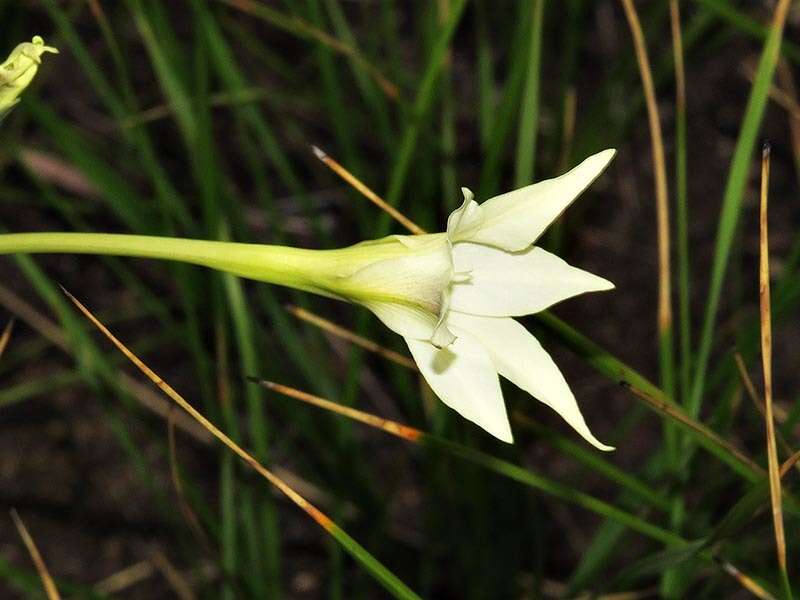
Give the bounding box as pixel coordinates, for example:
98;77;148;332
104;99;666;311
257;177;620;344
515;413;671;512
671;0;691;409
474;0;494;152
0;370;80;409
688;0;792;419
23;100;152;233
477;1;533;197
424;436;686;546
567;521;628;595
695;0;800;64
513;0;544;187
220;452;238;600
321;0;395;151
127;0;197;146
438;0;458;209
379;0;467;232
322;521;421;599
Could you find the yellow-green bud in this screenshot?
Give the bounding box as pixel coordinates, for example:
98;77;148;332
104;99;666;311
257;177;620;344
0;36;58;120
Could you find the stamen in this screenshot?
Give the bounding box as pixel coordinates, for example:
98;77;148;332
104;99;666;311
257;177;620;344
430;291;456;348
452;271;473;284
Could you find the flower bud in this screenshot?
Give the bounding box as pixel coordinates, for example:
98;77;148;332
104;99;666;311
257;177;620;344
0;36;58;120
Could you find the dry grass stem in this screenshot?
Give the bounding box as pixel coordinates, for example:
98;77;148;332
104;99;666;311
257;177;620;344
285;304;417;370
758;144;788;575
120;89;270;129
734;352;796;464
311;145;427;235
0;318;15;359
720;560;775;600
62;287;338;532
669;1;686;117
167;412;211;551
620;0;672;338
9;509;61;600
734;352;766;419
150;549;195;600
0;283;212;442
780;450;800;479
93;561;155;595
19;149;100;198
252;378;423;442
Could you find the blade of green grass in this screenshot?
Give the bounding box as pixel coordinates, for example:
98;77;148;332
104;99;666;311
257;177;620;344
127;1;197;146
0;557;106;600
474;0;494;153
477;0;534;197
567;520;629;595
514;412;670;512
379;0;467;233
321;0;394;151
696;0;800;65
438;0;458;209
191;0;329;243
513;0;544;188
218;0;399;100
0;370;81;409
688;0;792;420
670;0;691;410
220;267;281;597
22;101;152;233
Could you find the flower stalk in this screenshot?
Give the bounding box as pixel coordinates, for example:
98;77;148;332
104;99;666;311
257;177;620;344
0;231;450;304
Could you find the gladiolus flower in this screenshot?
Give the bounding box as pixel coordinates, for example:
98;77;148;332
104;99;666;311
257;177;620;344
0;150;616;447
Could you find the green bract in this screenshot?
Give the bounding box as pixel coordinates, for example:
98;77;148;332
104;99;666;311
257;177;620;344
0;36;58;121
0;150;617;447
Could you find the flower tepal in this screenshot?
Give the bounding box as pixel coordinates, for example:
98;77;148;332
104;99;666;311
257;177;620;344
0;36;58;120
391;149;617;447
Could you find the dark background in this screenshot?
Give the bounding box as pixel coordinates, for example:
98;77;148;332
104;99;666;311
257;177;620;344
1;1;799;598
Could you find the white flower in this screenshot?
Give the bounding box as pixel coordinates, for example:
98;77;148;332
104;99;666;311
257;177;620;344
0;149;616;448
360;149;617;448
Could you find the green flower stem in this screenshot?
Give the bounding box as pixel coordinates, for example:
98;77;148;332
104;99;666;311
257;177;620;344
0;232;324;288
0;232;452;319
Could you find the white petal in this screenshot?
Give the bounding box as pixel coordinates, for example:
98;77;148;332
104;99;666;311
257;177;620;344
450;244;614;317
364;300;447;342
345;235;452;312
448;313;613;450
406;334;513;443
457;149;616;251
446;188;483;241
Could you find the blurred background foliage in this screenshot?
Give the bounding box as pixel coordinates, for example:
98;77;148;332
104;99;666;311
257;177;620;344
1;0;800;598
